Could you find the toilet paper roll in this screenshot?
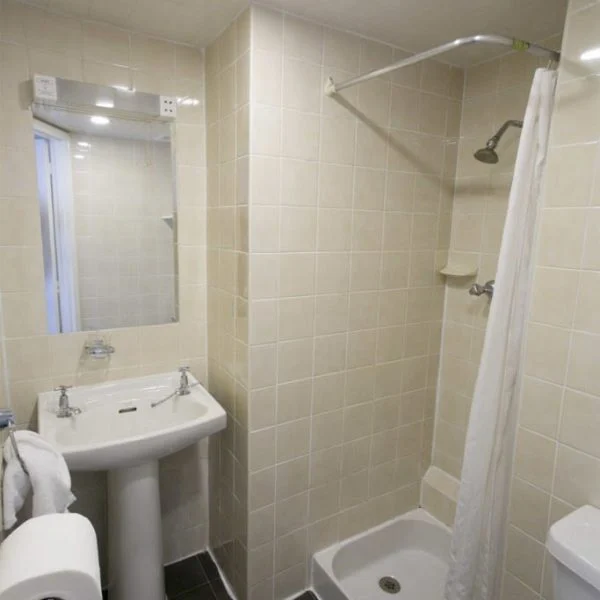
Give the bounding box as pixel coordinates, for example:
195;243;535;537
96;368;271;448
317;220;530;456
0;513;102;600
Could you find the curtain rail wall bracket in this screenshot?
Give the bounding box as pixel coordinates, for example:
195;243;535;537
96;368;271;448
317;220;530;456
324;33;560;96
325;77;337;97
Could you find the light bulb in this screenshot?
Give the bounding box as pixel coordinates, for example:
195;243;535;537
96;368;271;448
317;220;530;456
90;115;110;125
581;47;600;61
95;99;114;108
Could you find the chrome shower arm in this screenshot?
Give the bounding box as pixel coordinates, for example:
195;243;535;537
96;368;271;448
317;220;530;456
488;120;523;146
475;119;524;163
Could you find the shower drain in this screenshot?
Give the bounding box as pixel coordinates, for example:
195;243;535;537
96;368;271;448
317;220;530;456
379;576;401;594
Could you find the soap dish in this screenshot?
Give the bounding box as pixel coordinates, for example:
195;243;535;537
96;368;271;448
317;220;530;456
439;264;478;277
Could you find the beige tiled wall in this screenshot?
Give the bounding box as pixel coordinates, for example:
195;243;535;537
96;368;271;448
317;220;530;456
0;0;207;569
503;1;600;598
2;2;589;599
205;9;251;599
244;7;463;599
71;134;176;330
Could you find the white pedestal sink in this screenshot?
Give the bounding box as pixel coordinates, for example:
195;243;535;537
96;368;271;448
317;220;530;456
37;371;226;600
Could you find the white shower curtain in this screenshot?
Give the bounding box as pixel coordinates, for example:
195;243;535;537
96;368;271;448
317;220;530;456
444;68;557;600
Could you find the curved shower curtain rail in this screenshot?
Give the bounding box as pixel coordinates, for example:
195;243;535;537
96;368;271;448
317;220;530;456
324;33;561;96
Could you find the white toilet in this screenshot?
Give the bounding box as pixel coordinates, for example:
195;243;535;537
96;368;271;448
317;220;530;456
547;505;600;600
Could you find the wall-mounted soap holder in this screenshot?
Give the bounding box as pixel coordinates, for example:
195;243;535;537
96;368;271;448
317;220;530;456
84;338;115;359
439;264;478;278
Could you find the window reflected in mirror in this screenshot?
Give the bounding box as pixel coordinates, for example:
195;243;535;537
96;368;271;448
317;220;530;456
33;108;177;334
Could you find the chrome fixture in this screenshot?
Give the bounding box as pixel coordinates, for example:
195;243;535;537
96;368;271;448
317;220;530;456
469;280;495;299
325;34;560;96
55;385;81;418
150;389;177;409
474;120;523;164
0;408;29;475
85;338;115;358
379;576;401;594
178;366;191;395
151;367;198;408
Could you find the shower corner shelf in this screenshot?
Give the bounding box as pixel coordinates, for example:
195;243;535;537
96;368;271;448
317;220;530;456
161;214;174;229
439;264;478;278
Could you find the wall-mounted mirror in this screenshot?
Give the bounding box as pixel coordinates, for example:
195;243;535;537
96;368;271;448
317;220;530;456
31;77;178;333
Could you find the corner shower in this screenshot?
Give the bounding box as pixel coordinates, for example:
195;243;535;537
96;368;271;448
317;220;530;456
318;31;560;600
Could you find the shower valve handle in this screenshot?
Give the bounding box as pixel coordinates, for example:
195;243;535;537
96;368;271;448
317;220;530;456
469;280;495;299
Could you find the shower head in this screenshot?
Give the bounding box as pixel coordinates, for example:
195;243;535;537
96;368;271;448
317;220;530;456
474;119;523;164
474;146;499;164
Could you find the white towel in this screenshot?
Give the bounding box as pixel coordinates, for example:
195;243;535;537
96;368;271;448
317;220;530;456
3;430;76;530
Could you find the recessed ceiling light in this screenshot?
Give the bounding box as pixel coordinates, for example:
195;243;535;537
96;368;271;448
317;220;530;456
73;154;86;160
90;115;110;125
77;141;91;148
581;47;600;61
95;99;114;108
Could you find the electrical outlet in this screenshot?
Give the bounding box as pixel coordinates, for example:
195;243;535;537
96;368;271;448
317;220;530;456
33;74;57;102
160;96;177;118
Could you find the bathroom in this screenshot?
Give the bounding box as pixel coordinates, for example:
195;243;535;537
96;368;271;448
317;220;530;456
0;0;599;599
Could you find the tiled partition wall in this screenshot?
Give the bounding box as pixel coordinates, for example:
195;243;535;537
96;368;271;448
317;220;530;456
0;0;208;568
243;7;463;599
205;10;251;599
502;1;600;598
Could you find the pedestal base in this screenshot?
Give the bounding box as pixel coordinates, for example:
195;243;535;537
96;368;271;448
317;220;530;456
107;461;165;600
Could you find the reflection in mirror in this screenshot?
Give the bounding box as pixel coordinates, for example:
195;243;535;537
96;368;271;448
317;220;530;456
32;106;177;333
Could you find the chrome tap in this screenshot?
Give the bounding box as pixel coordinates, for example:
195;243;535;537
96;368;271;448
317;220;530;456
469;280;495;299
151;367;198;408
178;366;191;395
55;385;81;418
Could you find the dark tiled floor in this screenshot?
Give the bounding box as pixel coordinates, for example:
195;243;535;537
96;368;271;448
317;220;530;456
164;553;316;600
166;552;231;599
102;552;318;600
294;592;319;600
101;551;232;600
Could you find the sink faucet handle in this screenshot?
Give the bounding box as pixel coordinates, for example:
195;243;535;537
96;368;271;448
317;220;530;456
54;385;75;417
178;366;192;395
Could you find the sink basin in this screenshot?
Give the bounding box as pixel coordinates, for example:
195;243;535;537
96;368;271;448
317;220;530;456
37;371;226;600
38;371;226;471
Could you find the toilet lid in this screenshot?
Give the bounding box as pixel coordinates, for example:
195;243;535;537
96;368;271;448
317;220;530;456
547;505;600;592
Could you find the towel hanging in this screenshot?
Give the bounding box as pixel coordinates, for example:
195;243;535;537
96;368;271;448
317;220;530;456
1;413;76;530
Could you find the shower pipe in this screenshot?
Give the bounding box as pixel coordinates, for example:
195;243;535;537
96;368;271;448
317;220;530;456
324;34;560;96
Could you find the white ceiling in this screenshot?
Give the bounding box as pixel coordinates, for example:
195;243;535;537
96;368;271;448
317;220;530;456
27;0;567;65
27;0;247;48
259;0;568;65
